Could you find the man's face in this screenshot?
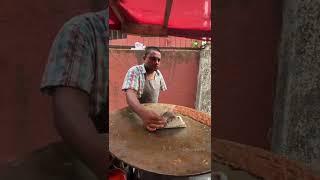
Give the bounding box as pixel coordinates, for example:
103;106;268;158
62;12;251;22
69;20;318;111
144;50;161;72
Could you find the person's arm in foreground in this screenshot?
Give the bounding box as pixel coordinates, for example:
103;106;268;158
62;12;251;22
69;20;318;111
52;87;110;179
125;89;166;131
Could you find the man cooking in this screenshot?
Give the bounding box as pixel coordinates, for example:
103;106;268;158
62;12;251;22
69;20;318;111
120;47;211;180
122;46;167;132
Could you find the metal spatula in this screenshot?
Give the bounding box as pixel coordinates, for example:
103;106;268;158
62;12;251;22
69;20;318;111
161;111;187;129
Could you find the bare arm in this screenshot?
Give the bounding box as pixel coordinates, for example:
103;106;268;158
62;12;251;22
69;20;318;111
125;89;166;131
52;87;110;179
125;89;148;117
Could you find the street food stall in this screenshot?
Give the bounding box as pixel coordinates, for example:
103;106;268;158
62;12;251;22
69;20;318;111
108;0;212;179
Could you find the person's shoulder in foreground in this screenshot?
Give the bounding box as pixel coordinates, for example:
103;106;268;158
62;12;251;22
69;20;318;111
40;9;108;103
62;10;107;34
39;9;110;180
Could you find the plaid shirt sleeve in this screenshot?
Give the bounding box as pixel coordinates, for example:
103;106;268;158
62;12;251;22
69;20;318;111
40;17;94;95
121;67;140;92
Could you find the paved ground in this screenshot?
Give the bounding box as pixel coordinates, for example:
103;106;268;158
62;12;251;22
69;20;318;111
0;142;97;180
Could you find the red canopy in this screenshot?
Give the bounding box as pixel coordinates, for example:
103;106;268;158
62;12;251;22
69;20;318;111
109;0;211;39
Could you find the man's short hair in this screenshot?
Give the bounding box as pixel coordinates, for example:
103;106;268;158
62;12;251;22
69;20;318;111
144;46;161;57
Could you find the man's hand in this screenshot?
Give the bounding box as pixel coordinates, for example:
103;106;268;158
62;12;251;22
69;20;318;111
139;110;166;131
125;89;166;131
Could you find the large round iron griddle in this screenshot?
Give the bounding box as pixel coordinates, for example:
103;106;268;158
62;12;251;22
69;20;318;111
109;103;211;176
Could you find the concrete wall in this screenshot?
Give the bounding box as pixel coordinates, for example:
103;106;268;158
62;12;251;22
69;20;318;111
272;0;320;172
109;48;200;112
195;46;211;114
0;0;106;164
213;0;283;149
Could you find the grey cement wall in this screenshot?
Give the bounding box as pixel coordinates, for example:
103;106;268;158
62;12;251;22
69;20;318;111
272;0;320;173
195;45;211;115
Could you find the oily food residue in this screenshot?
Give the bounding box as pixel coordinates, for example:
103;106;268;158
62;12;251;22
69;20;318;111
173;105;211;126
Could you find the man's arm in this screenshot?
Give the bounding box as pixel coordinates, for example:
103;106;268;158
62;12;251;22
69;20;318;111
52;87;110;179
125;89;166;131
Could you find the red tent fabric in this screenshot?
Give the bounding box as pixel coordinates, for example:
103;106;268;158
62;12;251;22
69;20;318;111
109;0;211;39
